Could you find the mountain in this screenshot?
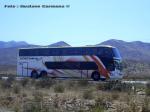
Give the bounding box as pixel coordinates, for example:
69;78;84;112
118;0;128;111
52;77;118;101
48;41;71;47
0;41;39;65
0;41;29;48
0;47;18;65
99;39;150;62
0;41;71;65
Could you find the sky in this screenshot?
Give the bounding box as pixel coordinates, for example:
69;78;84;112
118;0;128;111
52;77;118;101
0;0;150;46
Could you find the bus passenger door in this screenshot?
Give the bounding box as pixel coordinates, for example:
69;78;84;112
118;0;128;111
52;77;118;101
20;62;28;77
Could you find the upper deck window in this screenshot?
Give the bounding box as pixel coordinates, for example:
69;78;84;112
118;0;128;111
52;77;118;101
19;47;117;58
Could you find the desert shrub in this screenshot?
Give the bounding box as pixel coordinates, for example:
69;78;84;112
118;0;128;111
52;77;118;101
111;92;119;100
129;100;139;112
77;80;89;87
7;76;15;83
0;76;16;89
13;105;20;112
0;96;14;107
141;97;150;112
145;89;150;96
96;83;106;90
1;80;12;89
12;83;21;94
53;94;59;108
92;96;112;112
21;78;29;87
35;78;55;89
54;84;65;93
116;102;130;112
22;92;27;97
32;91;43;102
91;105;104;112
145;82;150;96
96;81;132;92
65;80;76;89
23;99;54;112
82;90;93;99
95;97;108;109
23;101;41;112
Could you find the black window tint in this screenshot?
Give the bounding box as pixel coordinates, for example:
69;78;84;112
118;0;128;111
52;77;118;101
112;48;121;58
82;47;97;55
97;48;113;58
19;47;114;57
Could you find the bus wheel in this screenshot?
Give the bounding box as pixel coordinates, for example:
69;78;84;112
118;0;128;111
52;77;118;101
91;71;100;81
40;71;48;78
31;70;39;79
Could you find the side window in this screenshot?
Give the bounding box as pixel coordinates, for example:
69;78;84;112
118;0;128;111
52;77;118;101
97;48;103;55
62;48;68;55
82;47;97;55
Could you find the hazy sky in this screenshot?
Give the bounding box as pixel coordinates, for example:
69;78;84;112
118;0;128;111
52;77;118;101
0;0;150;46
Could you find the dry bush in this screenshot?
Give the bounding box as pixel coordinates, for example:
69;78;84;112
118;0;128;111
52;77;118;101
96;81;132;92
35;78;56;89
12;83;21;94
21;78;30;87
77;80;89;87
129;100;140;112
82;90;93;99
115;102;130;112
111;92;119;100
65;80;76;90
32;91;44;102
0;80;12;89
141;97;150;112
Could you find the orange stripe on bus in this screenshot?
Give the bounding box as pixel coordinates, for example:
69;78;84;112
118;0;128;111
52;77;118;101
90;55;110;78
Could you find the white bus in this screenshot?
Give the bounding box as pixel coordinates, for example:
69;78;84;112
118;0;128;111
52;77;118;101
17;46;123;81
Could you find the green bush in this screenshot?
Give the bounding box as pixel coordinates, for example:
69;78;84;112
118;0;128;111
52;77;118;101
90;97;107;112
91;106;104;112
54;84;65;93
145;82;150;96
23;101;41;112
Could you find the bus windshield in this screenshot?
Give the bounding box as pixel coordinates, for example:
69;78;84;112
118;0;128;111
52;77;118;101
112;48;121;59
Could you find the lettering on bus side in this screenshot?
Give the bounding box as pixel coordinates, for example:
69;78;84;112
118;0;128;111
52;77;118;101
20;57;42;61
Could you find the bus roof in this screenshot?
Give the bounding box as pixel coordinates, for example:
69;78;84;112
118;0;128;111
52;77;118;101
19;45;116;50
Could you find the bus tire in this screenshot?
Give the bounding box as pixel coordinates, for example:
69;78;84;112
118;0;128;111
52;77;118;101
31;70;39;79
91;71;100;81
40;71;48;78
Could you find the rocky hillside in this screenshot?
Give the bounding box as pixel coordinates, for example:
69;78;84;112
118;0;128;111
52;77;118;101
99;39;150;62
48;41;70;47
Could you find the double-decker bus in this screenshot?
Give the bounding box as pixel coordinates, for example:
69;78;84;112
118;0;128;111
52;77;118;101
17;46;123;81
